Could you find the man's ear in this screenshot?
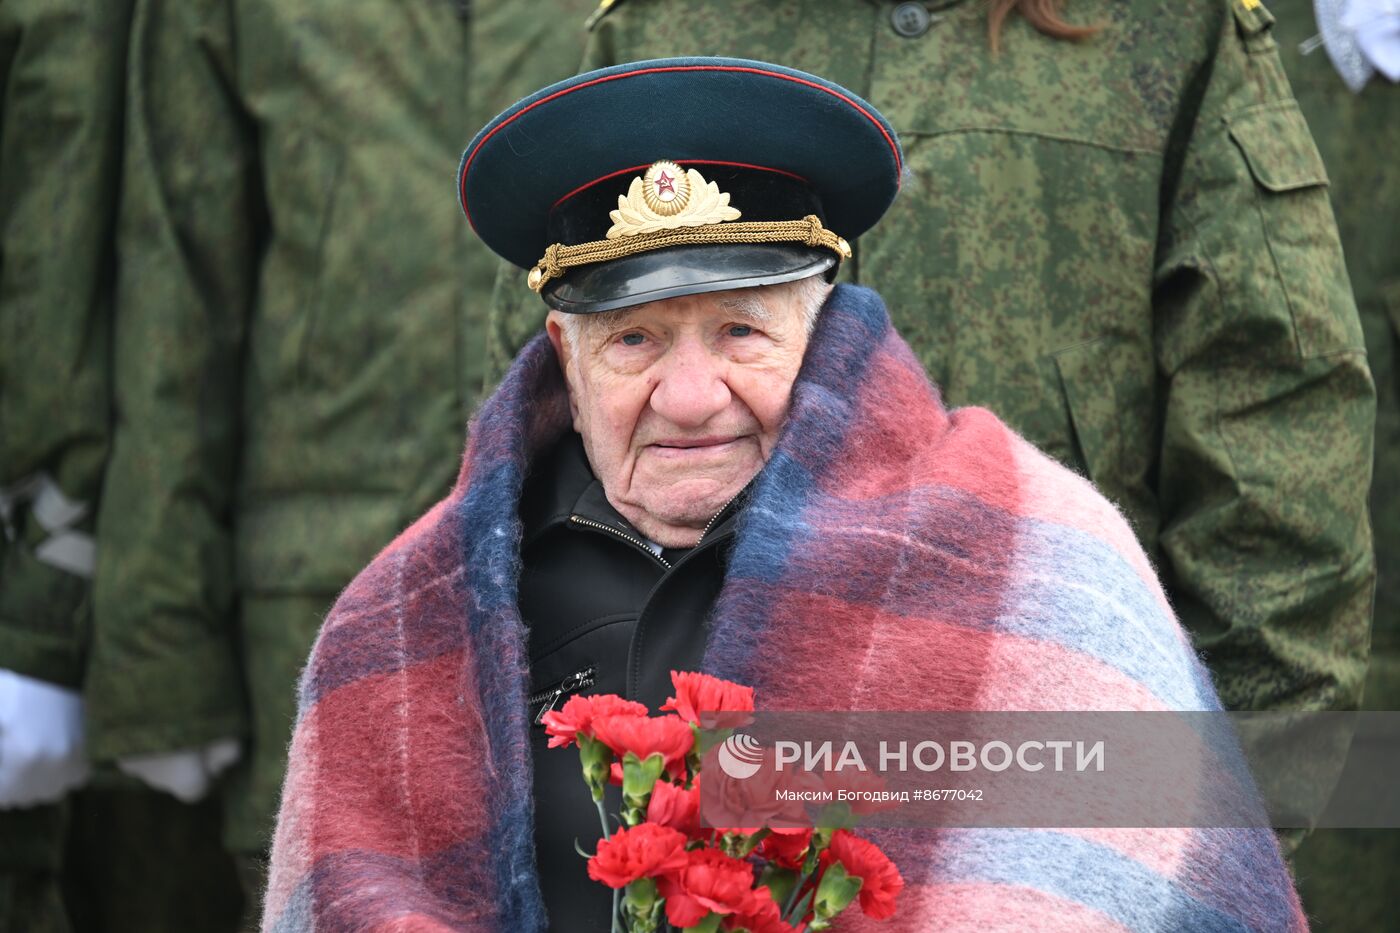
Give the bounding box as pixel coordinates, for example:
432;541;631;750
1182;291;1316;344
545;311;568;367
544;311;582;428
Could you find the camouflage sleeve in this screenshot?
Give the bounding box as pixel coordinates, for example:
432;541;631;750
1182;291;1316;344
0;0;133;688
478;1;599;394
86;0;256;758
1153;0;1376;715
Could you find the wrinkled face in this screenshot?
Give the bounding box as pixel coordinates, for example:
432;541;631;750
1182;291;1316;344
547;281;817;548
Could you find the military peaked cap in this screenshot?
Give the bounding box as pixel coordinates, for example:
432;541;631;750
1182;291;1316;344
458;57;903;313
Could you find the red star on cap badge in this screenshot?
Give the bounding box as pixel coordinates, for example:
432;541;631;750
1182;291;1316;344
655;170;676;198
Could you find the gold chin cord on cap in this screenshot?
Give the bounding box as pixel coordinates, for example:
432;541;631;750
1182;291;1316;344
526;161;852;293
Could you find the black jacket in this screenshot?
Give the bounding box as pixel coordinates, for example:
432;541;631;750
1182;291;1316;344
519;434;744;931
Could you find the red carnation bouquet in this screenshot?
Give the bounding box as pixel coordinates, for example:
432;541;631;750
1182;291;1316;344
542;671;903;932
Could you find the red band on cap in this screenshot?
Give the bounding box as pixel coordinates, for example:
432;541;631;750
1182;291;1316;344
550;160;808;210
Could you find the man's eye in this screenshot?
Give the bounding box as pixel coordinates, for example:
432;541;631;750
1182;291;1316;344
619;333;646;347
727;325;754;338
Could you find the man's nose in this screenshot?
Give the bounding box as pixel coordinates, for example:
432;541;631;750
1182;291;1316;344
649;335;732;428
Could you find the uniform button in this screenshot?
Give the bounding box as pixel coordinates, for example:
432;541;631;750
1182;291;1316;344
891;1;932;37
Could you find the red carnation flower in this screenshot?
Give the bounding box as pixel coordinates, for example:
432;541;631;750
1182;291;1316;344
703;746;820;834
821;830;904;920
647;775;702;837
541;694;648;749
662;671;755;725
591;714;694;771
658;848;757;928
586;823;689;890
759;828;813;871
725;887;801;933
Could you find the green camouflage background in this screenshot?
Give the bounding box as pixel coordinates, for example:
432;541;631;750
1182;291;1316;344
4;0;595;929
94;0;597;896
1;0;241;930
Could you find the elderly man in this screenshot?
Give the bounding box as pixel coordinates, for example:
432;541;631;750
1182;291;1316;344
263;59;1305;932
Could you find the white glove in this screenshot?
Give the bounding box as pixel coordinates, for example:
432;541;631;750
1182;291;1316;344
1345;0;1400;80
117;738;241;803
0;669;90;808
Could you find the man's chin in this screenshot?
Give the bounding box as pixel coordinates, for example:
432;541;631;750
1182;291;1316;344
619;481;751;546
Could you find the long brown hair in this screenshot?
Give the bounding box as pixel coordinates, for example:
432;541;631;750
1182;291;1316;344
987;0;1100;52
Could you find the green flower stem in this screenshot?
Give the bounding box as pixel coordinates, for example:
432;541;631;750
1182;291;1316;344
782;848;820;922
738;827;771;856
596;798;611;841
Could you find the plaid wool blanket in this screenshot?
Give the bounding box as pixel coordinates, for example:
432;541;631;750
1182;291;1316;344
263;284;1305;932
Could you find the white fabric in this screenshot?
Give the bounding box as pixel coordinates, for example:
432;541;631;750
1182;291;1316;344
0;472;95;577
0;669;90;808
1345;0;1400;80
1315;0;1400;90
117;738;241;803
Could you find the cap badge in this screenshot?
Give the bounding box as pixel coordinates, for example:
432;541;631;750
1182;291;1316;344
607;160;741;238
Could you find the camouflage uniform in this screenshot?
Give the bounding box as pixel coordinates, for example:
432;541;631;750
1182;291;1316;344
1;0;126;928
1270;0;1400;926
2;2;241;931
490;0;1377;720
92;0;596;881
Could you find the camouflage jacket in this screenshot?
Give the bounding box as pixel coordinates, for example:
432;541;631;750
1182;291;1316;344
0;0;133;690
488;0;1378;715
90;0;592;820
1273;0;1399;712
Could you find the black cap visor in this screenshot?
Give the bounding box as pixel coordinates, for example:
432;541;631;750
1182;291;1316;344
541;243;836;314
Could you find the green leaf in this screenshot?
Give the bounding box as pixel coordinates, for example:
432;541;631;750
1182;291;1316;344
756;866;798;906
681;914;722;933
622;751;667;810
813;862;863;921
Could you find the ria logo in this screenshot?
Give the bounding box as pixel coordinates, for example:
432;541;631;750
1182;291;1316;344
717;732;765;780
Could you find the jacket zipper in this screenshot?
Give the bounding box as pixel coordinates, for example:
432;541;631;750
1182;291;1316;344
697;487;746;545
570;484;746;563
568;515;671;568
528;666;596;726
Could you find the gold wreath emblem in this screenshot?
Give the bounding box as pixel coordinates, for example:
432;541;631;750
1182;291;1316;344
607;161;742;238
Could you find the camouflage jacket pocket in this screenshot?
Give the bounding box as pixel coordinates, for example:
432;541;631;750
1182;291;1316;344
1227;103;1329;192
1226;102;1364;358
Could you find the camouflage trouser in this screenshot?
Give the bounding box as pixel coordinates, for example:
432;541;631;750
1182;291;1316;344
235;853;268;932
62;780;245;933
1294;829;1400;932
0;783;244;933
0;806;69;933
1292;651;1400;933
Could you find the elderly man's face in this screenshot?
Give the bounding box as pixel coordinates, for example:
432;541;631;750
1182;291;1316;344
546;281;816;548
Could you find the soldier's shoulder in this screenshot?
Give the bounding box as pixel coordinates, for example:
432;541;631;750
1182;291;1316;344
1089;0;1232;59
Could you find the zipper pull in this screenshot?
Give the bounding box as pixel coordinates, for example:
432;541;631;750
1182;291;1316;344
532;667;596;725
533;686;567;725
